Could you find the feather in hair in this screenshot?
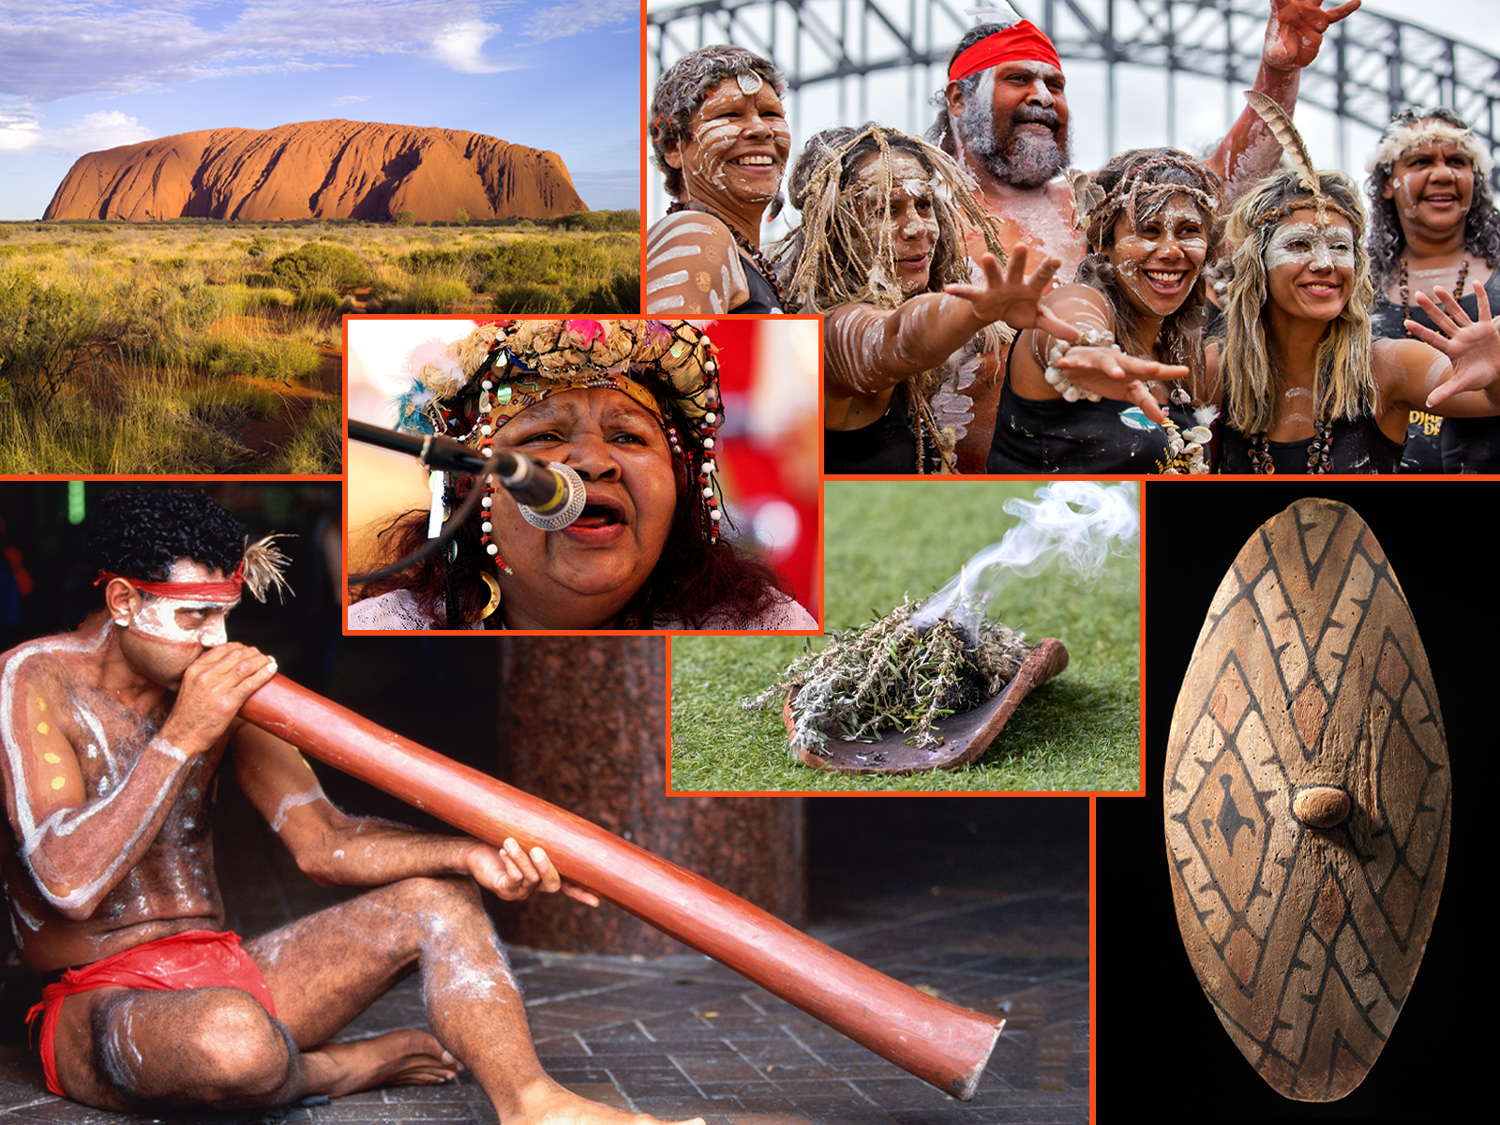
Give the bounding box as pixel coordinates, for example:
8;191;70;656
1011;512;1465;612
1244;90;1319;196
241;534;294;603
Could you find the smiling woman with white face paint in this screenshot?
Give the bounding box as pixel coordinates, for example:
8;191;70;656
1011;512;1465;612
1365;107;1500;472
646;46;792;315
990;148;1224;474
1212;167;1500;473
773;124;1071;473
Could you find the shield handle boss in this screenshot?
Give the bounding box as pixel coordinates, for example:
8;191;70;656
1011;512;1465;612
1291;785;1351;829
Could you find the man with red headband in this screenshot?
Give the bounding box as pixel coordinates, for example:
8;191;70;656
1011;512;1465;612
0;489;701;1125
930;0;1361;465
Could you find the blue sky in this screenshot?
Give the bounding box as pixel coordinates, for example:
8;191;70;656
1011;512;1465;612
0;0;640;220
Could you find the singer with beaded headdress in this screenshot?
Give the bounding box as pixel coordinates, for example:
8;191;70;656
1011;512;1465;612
1364;106;1500;472
349;318;815;630
1208;96;1500;473
772;122;1072;474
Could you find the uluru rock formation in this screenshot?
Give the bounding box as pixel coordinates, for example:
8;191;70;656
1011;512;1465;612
44;119;588;222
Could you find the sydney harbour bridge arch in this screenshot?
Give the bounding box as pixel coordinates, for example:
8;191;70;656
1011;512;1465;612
646;1;1500;228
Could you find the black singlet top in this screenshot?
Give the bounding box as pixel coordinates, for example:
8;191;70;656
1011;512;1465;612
1219;415;1403;474
987;370;1171;474
734;253;783;314
825;386;941;474
1373;270;1500;473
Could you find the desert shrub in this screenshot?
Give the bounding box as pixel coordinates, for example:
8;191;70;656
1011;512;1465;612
269;399;342;474
396;210;416;226
544;209;640;233
567;271;640;314
293;287;342;312
269;243;371;293
0;270;101;407
385;276;472;314
492;284;570;314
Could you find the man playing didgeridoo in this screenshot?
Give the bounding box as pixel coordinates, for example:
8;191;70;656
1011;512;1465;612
0;489;699;1125
927;0;1361;466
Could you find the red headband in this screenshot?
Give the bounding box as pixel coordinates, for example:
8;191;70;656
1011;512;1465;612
95;562;245;603
949;21;1062;82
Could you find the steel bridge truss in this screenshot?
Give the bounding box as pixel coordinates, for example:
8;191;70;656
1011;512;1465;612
648;1;1500;177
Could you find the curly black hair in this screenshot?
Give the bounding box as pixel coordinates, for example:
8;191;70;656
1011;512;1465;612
1366;106;1500;291
89;489;246;587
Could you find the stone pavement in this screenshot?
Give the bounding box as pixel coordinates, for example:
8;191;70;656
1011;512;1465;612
1;799;1087;1125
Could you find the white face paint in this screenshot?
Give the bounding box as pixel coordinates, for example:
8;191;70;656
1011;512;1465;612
123;560;239;648
852;151;942;295
1264;221;1356;273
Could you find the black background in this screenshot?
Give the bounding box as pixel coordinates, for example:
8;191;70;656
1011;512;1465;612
1100;481;1480;1119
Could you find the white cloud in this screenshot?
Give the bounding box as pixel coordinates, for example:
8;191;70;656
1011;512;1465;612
49;110;153;155
522;0;635;42
0;1;631;102
0;106;43;154
334;94;370;105
428;19;508;74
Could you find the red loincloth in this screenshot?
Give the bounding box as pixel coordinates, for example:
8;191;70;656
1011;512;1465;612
26;929;277;1098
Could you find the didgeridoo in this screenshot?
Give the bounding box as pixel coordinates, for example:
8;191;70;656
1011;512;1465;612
239;676;1004;1099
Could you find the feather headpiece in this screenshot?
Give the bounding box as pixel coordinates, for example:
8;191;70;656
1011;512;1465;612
1243;90;1356;229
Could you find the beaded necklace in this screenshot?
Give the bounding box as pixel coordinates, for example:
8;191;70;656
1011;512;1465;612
666;200;788;311
1398;257;1469;337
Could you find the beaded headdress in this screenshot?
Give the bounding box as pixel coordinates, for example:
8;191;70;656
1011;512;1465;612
394;320;725;556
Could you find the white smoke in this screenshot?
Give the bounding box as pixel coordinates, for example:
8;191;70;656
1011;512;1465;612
909;481;1138;636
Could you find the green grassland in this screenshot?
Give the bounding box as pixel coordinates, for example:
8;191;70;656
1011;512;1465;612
0;213;640;473
671;480;1142;793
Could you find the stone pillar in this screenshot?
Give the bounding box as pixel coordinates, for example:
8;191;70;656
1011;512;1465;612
492;636;805;955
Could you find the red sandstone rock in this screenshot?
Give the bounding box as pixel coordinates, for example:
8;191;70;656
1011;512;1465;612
43;119;587;222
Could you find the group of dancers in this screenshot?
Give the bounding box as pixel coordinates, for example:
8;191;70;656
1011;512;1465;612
645;1;1500;475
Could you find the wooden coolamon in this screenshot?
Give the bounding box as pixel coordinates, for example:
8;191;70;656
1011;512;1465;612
1165;499;1450;1100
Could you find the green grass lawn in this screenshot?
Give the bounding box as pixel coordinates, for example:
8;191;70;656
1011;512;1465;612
671;480;1142;792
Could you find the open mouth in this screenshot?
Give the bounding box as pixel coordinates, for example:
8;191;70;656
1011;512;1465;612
732;154;777;166
1144;269;1187;292
572;498;625;529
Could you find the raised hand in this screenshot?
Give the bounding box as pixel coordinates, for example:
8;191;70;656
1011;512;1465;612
946;249;1078;341
1053;347;1189;424
1408;284;1500;408
466;838;601;907
1263;0;1362;72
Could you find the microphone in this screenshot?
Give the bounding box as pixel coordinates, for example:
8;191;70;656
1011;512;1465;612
349;419;586;530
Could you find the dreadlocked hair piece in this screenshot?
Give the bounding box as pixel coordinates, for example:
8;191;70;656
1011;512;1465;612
1221;167;1377;435
774;123;1009;332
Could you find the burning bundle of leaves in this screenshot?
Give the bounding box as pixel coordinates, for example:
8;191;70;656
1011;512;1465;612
743;597;1030;754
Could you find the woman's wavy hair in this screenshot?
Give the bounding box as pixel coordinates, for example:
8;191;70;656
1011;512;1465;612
1365;106;1500;291
649;45;785;204
1221;168;1377;435
1071;148;1223;397
353;398;791;630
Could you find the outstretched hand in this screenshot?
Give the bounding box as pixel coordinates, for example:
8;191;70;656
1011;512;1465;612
466;839;601;907
1053;347;1189;425
1263;0;1362;72
946;249;1078;341
1411;284;1500;408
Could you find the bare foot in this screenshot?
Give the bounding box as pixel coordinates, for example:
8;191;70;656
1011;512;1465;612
510;1077;705;1125
303;1028;461;1097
